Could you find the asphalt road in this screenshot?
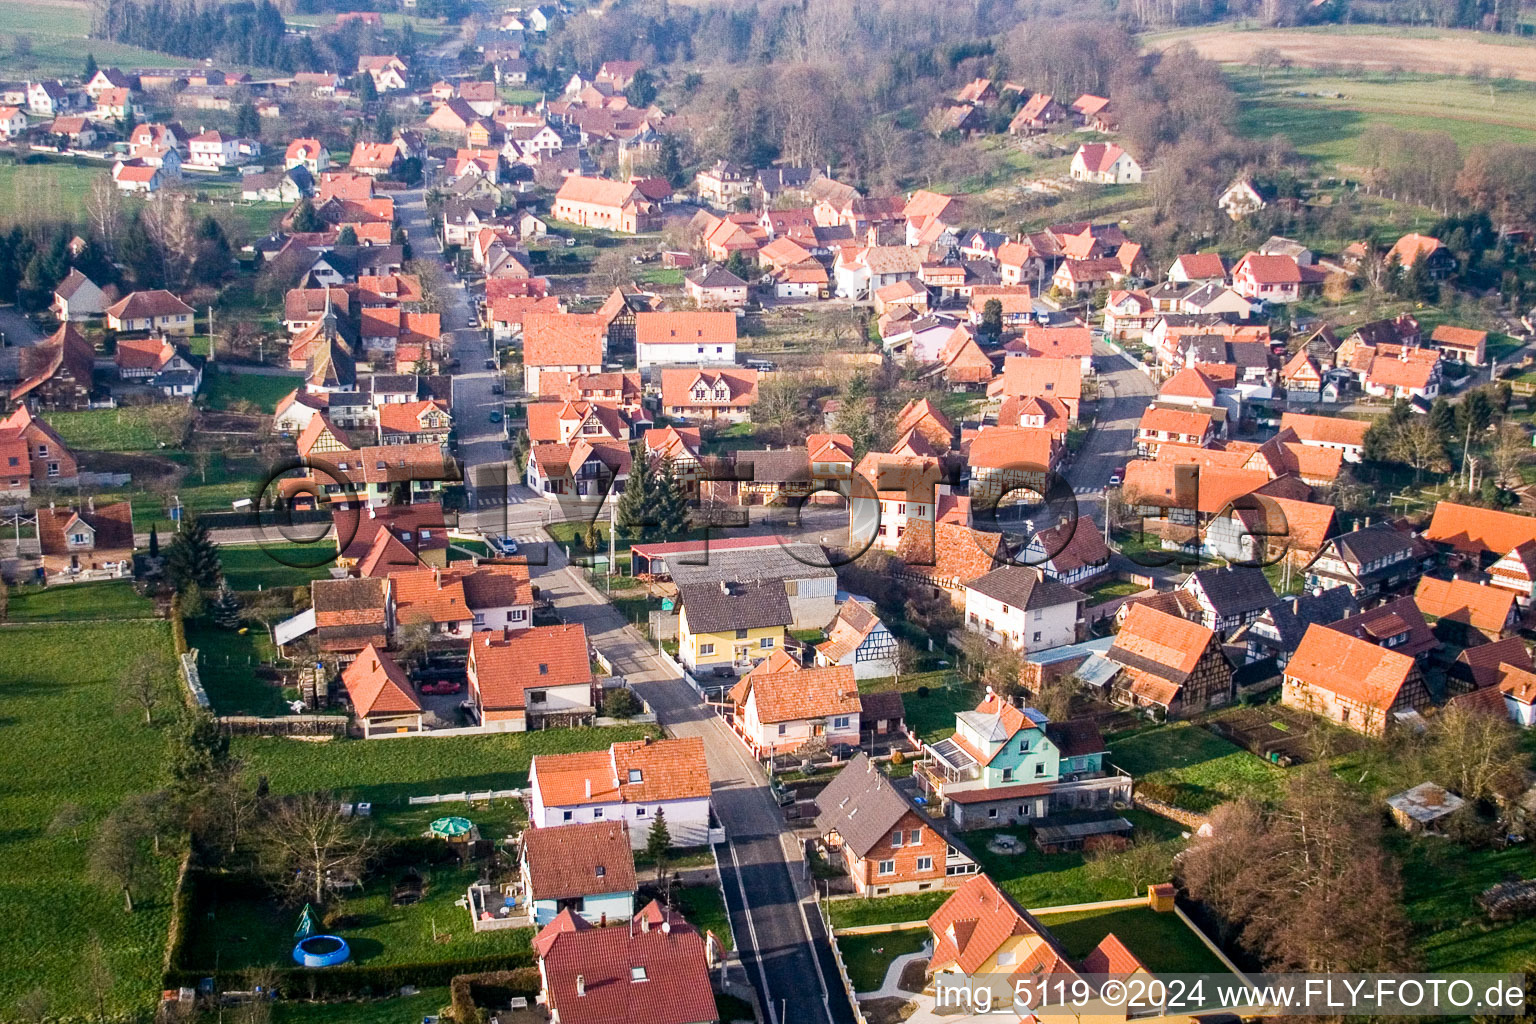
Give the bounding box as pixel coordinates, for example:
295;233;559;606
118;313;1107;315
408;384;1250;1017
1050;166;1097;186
406;164;845;1021
529;541;847;1024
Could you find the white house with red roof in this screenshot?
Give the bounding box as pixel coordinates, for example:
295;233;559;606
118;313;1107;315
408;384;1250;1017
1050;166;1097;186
727;664;861;756
634;311;737;371
0;106;27;139
467;623;596;731
528;737;713;847
1232;252;1301;303
285;137;330;174
1069;142;1141;184
188;129;242;169
532;902;718;1024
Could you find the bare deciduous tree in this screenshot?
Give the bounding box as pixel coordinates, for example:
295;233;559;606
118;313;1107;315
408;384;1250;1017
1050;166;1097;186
256;793;374;906
1420;703;1530;805
1387;420;1449;483
1490;421;1530;487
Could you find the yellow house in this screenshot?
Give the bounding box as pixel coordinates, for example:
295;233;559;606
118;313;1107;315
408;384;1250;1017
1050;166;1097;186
677;579;792;676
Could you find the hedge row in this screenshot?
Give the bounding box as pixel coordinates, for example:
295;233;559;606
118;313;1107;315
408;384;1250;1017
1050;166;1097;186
164;953;538;1000
448;968;542;1024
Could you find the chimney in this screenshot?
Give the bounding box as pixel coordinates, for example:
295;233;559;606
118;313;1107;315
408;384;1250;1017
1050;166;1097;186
1290;597;1299;614
575;976;585;997
641;915;650;933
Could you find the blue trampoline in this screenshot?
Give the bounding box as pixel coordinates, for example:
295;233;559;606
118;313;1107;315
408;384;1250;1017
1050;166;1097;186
293;934;351;967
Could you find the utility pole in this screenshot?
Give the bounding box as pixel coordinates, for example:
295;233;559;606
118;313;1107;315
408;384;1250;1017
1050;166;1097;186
1461;416;1473;489
207;305;215;362
608;476;616;576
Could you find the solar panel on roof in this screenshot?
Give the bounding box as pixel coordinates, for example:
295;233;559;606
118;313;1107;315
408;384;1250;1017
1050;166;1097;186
931;738;977;772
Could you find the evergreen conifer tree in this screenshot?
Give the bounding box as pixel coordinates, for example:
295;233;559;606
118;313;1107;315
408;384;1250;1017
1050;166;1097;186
650;457;691;541
165;515;223;592
615;444;653;541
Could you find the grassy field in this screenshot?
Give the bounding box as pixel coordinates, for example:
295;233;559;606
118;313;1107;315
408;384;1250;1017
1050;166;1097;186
234;724;657;804
5;579;156;620
274;989;451;1024
220;541;338;591
837;927;929;992
1397;832;1536;972
859;670;979;743
1149;23;1536;80
673;882;734;951
0;619;180;1016
0;159;104;224
202;368;304;412
3;0;278;78
1107;722;1286;813
183;865;534;971
187;619;288;716
1035;905;1230;974
44;406;180;452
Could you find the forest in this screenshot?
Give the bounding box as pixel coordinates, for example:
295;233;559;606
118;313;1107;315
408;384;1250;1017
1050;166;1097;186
89;0;426;73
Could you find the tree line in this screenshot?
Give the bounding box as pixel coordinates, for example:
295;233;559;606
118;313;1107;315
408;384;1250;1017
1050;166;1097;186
90;0;420;74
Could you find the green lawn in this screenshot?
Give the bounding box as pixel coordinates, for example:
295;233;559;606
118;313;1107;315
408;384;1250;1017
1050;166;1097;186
5;580;156;621
0;159;103;223
44;406;180;452
837;927;929;992
274;989;451;1024
0;620;180;1016
183;865;534;971
1231;67;1536;168
220;542;338;592
1035;905;1229;975
634;265;685;287
1108;723;1286;813
187;619;289;716
1084;579;1145;604
857;671;979;743
202;368;304;412
1;0;216;78
234;724;656;804
672;882;734;951
1397;832;1536;972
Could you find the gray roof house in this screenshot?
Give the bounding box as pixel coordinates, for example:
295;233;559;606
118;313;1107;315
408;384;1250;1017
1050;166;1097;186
1179;565;1277;637
1235;585;1359;667
670;543;836;631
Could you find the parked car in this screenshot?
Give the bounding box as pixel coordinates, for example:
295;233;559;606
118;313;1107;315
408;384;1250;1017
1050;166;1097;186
420;680;462;695
489;535;519;556
484;358;497;370
490;382;504;394
1108;467;1124;487
489;410;503;423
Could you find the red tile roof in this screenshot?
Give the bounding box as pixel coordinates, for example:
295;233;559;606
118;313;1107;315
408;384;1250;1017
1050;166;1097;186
522;820;636;901
469;623;593;712
1426;502;1536;556
1288;624;1416;710
523;313;606;367
536;902;716;1024
1415;576;1514;636
728;665;859;723
341;644;421;717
